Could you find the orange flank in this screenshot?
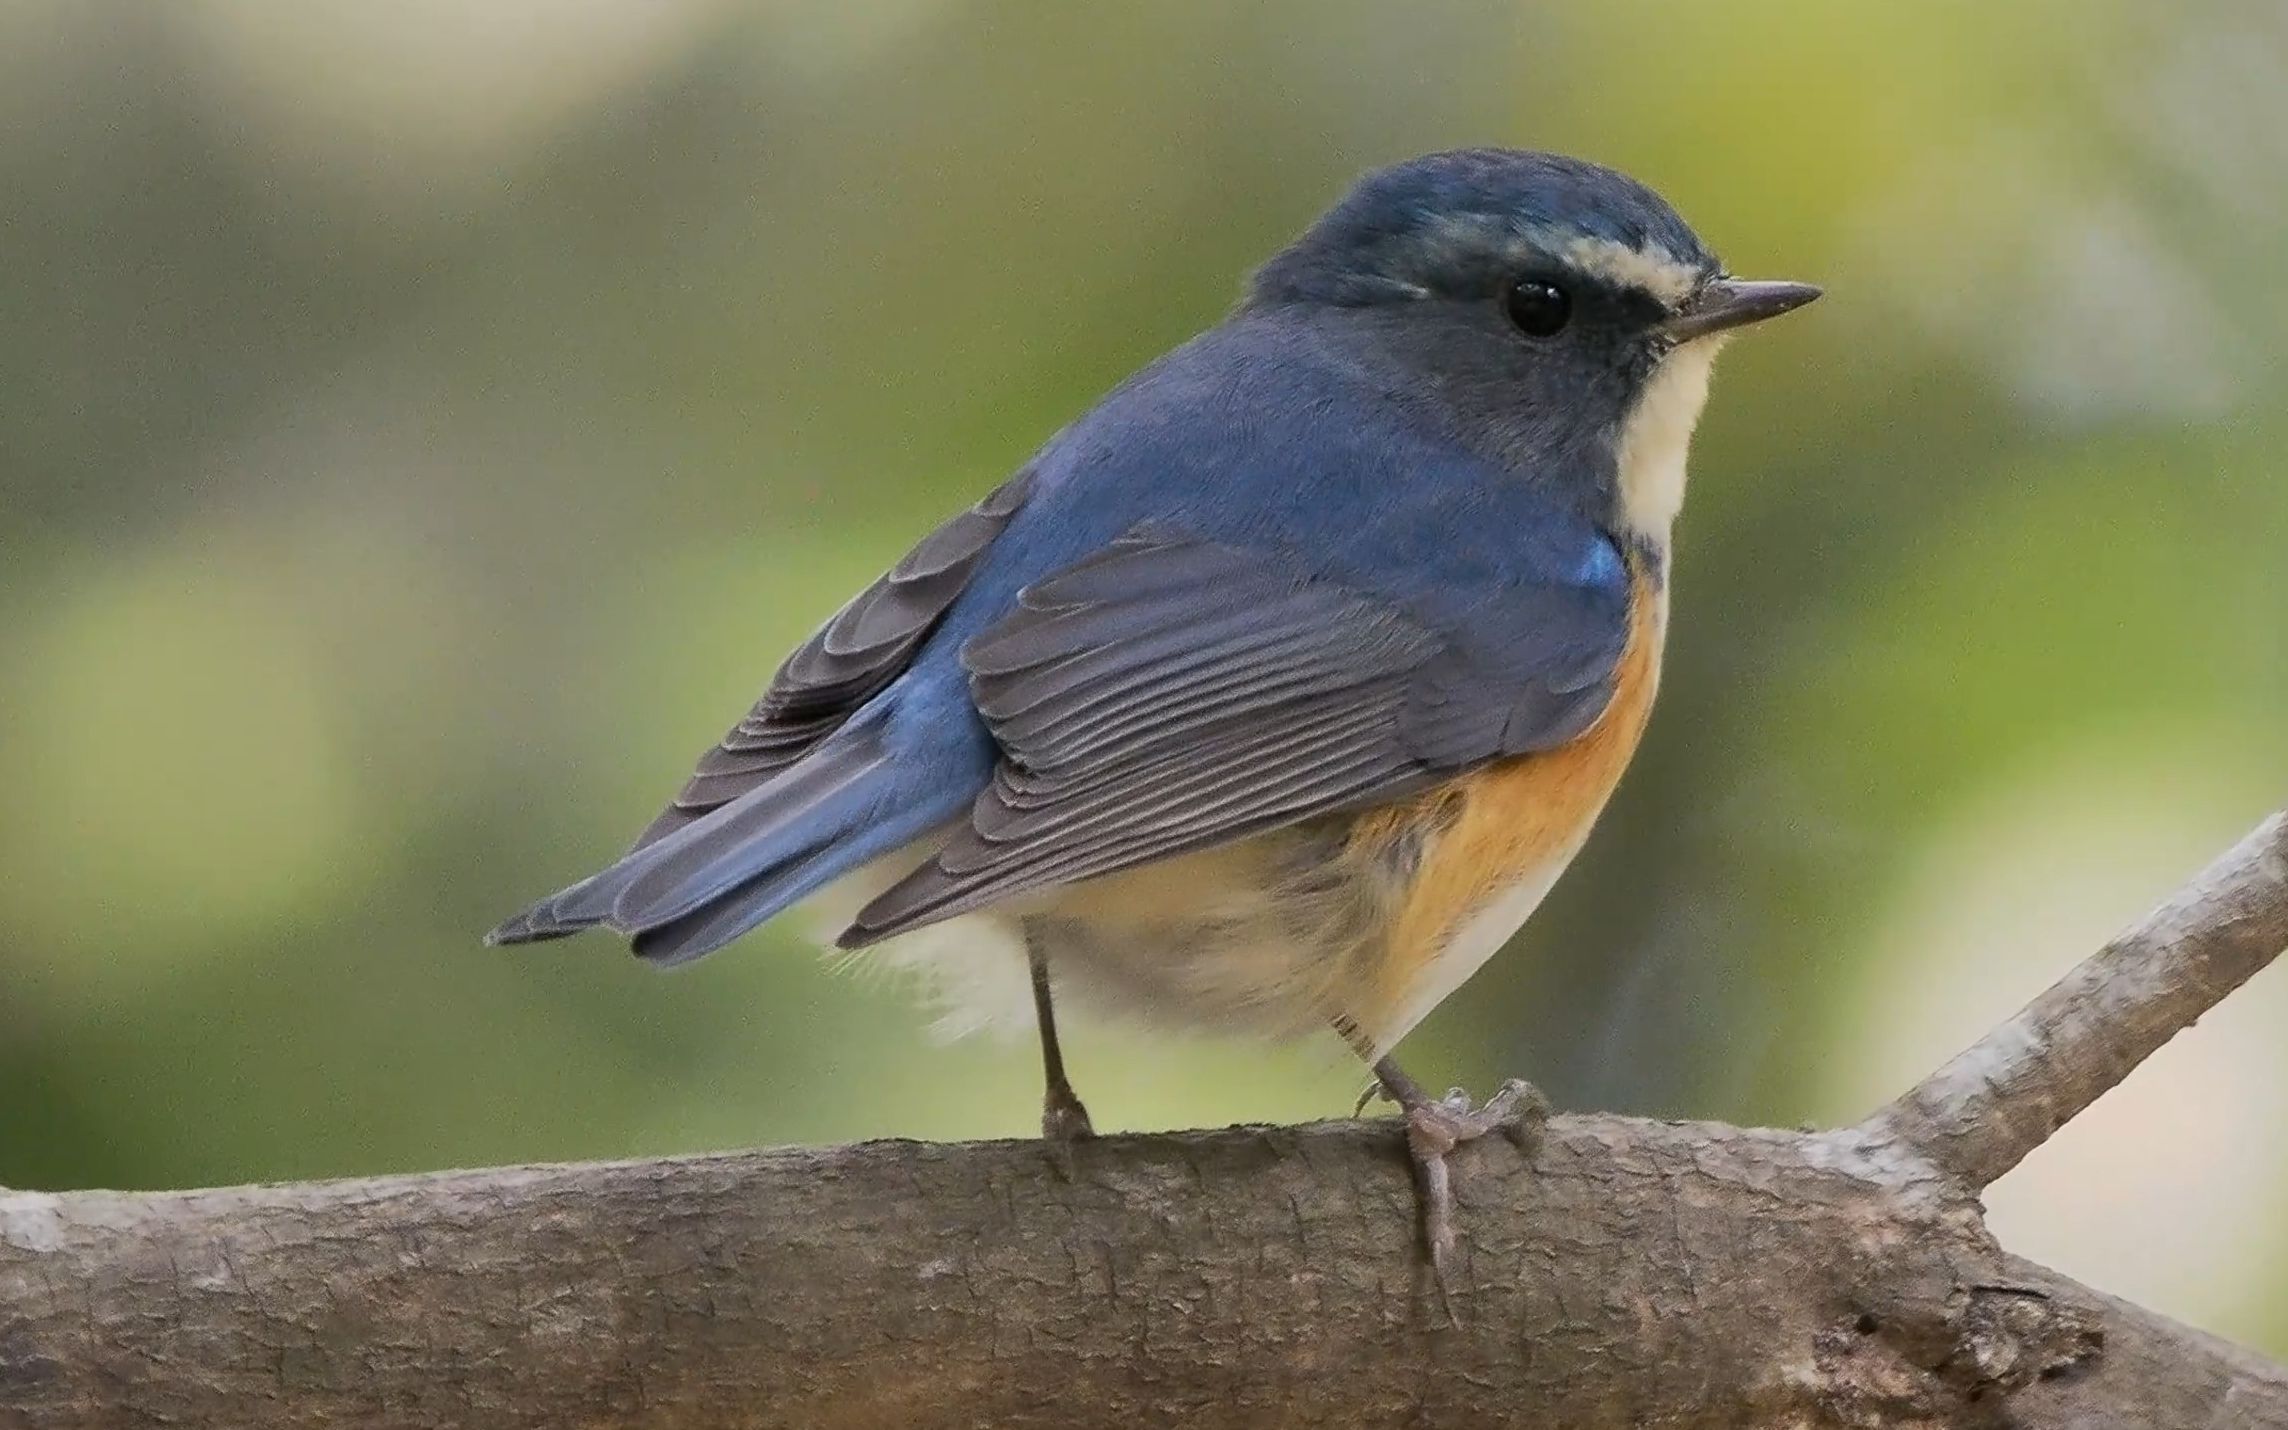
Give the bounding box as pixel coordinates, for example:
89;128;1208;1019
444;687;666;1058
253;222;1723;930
1353;567;1666;1035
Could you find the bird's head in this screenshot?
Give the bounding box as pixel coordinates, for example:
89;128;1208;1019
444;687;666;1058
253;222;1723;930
1248;149;1819;542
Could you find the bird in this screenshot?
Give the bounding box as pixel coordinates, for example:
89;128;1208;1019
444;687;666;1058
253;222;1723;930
489;147;1819;1292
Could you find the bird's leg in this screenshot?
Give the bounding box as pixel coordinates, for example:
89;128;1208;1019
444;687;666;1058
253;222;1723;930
1027;934;1094;1175
1341;1020;1549;1313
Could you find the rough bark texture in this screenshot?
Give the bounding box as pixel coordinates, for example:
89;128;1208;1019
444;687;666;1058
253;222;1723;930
3;813;2285;1429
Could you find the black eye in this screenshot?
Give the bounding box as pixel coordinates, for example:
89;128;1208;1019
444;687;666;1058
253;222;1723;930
1503;278;1572;337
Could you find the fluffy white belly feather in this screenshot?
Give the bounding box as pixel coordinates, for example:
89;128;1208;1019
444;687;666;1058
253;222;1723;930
800;825;1588;1056
802;828;1400;1044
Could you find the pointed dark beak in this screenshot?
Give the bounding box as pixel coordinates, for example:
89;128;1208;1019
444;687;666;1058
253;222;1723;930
1663;278;1822;343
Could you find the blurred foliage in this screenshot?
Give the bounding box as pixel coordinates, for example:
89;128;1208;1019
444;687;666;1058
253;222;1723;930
2;0;2283;1353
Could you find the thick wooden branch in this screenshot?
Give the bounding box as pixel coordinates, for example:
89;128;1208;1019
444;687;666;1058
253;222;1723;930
4;811;2286;1429
4;1122;2284;1429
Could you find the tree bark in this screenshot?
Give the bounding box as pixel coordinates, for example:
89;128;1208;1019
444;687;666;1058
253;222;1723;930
4;813;2286;1429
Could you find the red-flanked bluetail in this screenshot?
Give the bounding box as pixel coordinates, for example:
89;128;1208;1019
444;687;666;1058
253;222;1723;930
490;148;1820;1294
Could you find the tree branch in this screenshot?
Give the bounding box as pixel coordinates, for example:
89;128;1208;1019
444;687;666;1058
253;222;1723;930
1859;812;2288;1188
4;811;2285;1429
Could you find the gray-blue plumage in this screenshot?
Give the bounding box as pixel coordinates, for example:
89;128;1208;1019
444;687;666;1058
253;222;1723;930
487;149;1722;967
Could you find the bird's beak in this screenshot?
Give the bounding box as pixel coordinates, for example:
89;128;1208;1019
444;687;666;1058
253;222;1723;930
1662;278;1822;343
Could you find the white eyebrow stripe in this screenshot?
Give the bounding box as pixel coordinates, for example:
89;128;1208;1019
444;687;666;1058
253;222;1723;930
1558;235;1703;305
1397;215;1705;306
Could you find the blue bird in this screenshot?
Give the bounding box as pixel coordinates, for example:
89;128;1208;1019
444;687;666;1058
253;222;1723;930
490;148;1819;1286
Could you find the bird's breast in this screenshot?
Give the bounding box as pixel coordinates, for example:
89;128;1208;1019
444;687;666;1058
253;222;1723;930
1343;566;1668;1047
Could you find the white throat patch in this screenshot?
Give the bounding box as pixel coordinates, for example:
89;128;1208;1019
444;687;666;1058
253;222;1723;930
1615;335;1726;540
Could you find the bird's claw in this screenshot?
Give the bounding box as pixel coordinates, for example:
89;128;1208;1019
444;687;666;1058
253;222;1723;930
1040;1085;1096;1181
1484;1077;1551;1150
1352;1077;1394;1118
1395;1078;1551;1322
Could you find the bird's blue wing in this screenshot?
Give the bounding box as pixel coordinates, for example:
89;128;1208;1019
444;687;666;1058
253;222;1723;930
489;474;1030;956
628;471;1034;849
842;509;1631;945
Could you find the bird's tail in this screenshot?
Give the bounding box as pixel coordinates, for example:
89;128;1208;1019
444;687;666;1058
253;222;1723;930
485;728;967;967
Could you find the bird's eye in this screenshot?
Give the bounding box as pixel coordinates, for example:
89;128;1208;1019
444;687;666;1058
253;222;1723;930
1503;278;1572;337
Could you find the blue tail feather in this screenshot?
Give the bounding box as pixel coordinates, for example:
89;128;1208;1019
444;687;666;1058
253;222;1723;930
484;716;978;964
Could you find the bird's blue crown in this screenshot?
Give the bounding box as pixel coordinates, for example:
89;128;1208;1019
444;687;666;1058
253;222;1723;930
1250;148;1719;308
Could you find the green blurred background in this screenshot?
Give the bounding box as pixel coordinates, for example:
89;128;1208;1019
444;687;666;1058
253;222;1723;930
4;0;2284;1354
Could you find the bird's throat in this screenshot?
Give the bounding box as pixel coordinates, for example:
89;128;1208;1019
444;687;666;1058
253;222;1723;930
1614;335;1725;542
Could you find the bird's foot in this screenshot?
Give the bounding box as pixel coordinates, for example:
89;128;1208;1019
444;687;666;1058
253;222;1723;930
1352;1076;1388;1118
1040;1080;1096;1180
1372;1070;1550;1320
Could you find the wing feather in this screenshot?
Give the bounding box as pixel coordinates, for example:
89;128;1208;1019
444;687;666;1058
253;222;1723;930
632;471;1033;846
842;522;1628;944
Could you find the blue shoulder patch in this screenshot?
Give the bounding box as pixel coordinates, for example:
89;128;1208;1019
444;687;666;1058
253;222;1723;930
1570;531;1626;593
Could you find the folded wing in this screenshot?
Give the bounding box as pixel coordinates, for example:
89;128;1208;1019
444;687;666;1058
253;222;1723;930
841;521;1629;945
631;471;1033;849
